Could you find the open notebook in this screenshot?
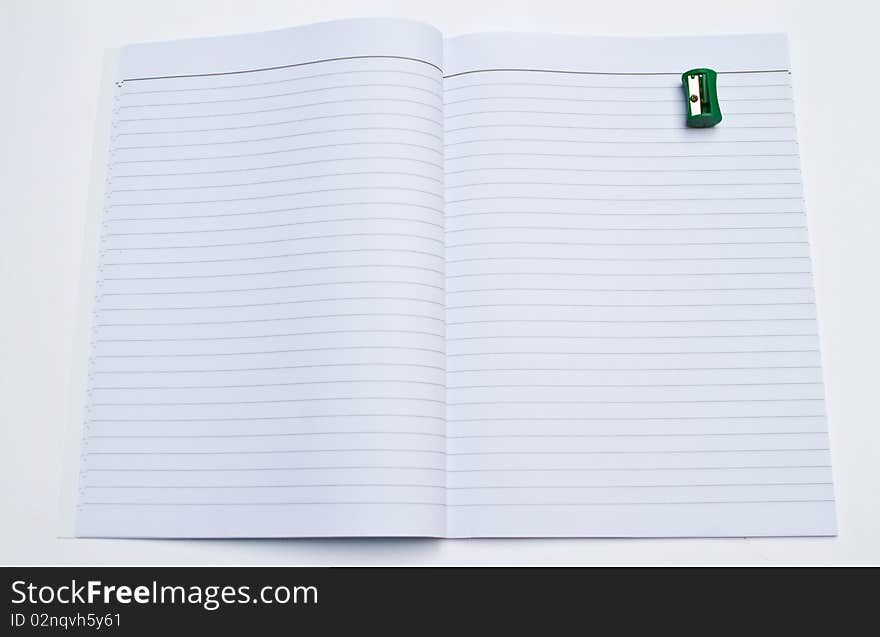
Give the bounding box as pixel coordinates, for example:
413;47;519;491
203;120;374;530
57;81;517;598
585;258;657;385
72;18;836;538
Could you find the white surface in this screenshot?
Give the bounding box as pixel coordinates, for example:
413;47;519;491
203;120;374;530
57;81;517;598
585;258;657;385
79;18;449;539
442;32;835;537
71;23;835;540
2;0;878;564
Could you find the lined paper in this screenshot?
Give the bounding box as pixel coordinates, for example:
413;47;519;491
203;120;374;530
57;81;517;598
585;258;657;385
76;19;447;537
76;24;836;538
443;33;836;537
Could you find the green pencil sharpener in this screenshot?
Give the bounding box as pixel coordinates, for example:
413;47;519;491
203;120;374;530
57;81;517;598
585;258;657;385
682;68;722;128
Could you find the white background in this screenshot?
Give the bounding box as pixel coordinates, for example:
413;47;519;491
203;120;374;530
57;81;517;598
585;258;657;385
2;0;878;565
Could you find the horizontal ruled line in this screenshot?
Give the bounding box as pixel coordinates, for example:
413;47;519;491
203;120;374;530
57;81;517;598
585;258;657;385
448;431;824;439
86;430;826;440
447;287;812;294
81;500;833;507
443;68;789;79
449;415;824;422
89;414;446;423
106;201;443;222
447;465;829;473
96;328;442;343
91;380;819;391
446;303;815;310
448;212;805;219
447;152;798;161
92;362;446;374
87;430;824;440
90;430;444;439
110;126;442;154
448;320;813;328
103;263;444;281
97;312;443;327
113;155;443;177
446;167;801;175
85;483;444;489
448;366;820;372
446;181;801;189
443;80;789;91
446;333;817;340
448;196;802;204
121;82;440;107
117;112;441;136
117;97;441;122
121;55;443;82
447;350;818;357
103;247;442;266
445;138;797;147
448;123;793;133
444;90;787;100
113;126;441;150
447;382;820;389
446;241;807;248
92;397;445;407
445;225;803;233
448;399;824;405
446;499;831;507
82;501;445;507
121;68;440;95
93;345;445;358
112;141;441;164
108;185;442;207
99;280;443;296
87;465;446;472
447;448;827;455
448;121;795;133
445;107;792;117
87;448;446;456
447;256;809;264
107;218;443;238
81;482;829;490
446;482;830;490
108;171;441;194
103;232;443;251
446;272;810;279
98;296;444;312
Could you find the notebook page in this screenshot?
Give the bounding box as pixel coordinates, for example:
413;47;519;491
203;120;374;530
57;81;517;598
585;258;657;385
443;33;836;537
76;19;447;537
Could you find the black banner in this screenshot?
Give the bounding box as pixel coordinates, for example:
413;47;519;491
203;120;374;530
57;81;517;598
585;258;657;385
2;566;872;634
